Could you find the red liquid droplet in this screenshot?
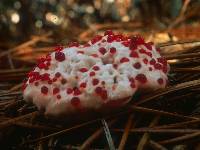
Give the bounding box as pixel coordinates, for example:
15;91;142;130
71;97;80;107
120;57;129;63
55;51;65;62
136;74;147;84
41;86;48;95
92;78;99;85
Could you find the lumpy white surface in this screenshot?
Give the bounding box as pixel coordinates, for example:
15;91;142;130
23;34;169;116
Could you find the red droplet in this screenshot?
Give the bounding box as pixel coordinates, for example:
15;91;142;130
46;55;51;61
41;73;50;81
54;45;63;51
83;43;90;47
120;57;129;63
154;63;162;70
48;80;52;84
79;68;88;73
143;58;148;64
131;35;145;45
91;35;102;44
139;49;146;53
55;72;61;78
92;78;99;85
122;41;130;47
113;64;118;69
89;71;95;76
129;40;137;50
53;88;60;95
67;88;73;94
38;63;46;69
34;82;39;86
68;41;79;47
129;77;135;88
129;51;139;58
61;78;67;84
157;78;164;85
41;86;48;95
110;47;116;54
100;89;108;99
144;42;152;50
149;67;153;71
133;62;141;69
77;51;84;54
104;30;114;36
101;81;105;85
136;74;147;84
46;62;50;66
71;97;80;107
29;78;35;83
91;54;99;57
107;35;115;43
73;87;81;95
80;82;87;88
95;86;102;94
57;95;61;99
55;51;65;62
52;77;57;82
156;47;161;53
150;59;156;65
93;66;100;71
99;47;107;55
162;65;168;73
157;57;167;65
130;82;135;88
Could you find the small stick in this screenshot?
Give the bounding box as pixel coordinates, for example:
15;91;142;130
118;114;134;150
113;128;200;134
0;111;38;129
153;119;200;129
158;40;200;47
14;121;59;131
137;116;160;150
130;106;198;120
166;52;200;60
101;119;115;150
158;132;200;145
80;119;116;150
149;140;167;150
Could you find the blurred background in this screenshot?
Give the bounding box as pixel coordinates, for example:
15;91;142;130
1;0;200;43
0;0;200;65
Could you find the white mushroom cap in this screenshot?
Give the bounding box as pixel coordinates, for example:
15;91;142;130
22;30;169;116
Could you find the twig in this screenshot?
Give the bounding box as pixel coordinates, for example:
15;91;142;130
158;40;200;47
137;116;160;150
118;114;134;150
0;32;52;58
149;140;167;150
0;111;38;129
26;118;101;144
153;119;200;129
167;0;191;30
80;119;117;150
7;53;15;69
158;132;200;145
113;128;200;134
101;119;115;150
171;68;200;73
130;106;198;120
14;121;59;131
